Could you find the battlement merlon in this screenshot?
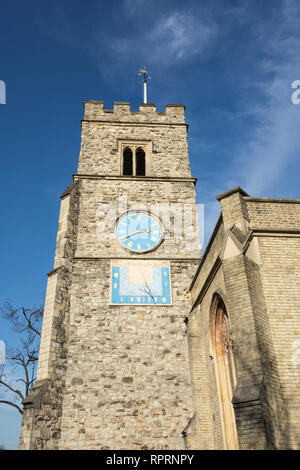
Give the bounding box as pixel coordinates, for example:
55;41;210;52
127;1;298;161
83;101;186;124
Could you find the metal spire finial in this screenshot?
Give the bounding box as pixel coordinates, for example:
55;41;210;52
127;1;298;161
138;66;151;104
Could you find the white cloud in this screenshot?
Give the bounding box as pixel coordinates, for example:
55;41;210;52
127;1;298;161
193;0;300;244
97;8;219;71
214;0;300;197
34;0;300;226
150;11;219;63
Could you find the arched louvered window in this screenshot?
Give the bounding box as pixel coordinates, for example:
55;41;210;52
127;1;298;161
136;147;146;176
123;147;133;175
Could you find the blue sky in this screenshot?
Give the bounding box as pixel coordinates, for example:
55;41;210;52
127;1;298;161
1;0;300;449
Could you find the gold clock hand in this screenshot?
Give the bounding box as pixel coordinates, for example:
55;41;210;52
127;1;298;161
121;229;151;240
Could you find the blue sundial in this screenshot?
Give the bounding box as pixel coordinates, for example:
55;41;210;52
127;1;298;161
116;211;163;253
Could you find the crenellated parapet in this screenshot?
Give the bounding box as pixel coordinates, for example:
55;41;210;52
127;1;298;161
78;100;191;177
83;101;186;124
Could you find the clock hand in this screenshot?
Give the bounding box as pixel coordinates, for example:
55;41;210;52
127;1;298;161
121;228;151;240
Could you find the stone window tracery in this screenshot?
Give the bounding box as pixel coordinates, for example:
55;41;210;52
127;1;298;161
121;144;149;176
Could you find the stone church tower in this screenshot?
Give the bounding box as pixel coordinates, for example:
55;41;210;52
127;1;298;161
19;101;201;450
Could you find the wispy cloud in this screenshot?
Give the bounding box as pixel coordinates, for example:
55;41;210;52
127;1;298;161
222;0;300;196
95;7;219;72
198;0;300;242
149;11;219;63
33;0;300;245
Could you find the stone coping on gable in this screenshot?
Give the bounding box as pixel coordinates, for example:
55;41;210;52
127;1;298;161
216;186;249;201
245;196;300;203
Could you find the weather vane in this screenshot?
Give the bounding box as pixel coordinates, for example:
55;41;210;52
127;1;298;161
138;66;151;104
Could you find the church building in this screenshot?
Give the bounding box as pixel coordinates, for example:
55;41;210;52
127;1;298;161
185;186;300;450
19;99;300;450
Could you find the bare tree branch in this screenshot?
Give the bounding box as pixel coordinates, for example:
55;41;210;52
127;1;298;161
0;302;42;338
0;401;23;415
0;302;42;415
21;307;41;337
0;377;24;401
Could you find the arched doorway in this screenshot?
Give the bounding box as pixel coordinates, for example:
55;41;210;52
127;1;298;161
210;294;239;450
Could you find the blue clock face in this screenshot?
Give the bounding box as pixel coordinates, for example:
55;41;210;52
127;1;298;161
116;211;163;253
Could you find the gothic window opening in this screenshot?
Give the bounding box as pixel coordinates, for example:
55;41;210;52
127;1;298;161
136;147;146;176
211;295;239;450
122;145;148;176
123;147;133;176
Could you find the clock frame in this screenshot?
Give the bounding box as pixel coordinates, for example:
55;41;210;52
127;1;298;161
115;210;164;254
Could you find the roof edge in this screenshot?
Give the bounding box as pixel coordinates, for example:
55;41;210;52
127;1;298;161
216;186;249;201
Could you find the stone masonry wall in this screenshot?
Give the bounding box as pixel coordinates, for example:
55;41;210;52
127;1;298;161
78;102;191;177
256;235;300;449
187;267;227;450
74;178;200;260
246;198;300;448
58;259;198;450
19;100;201;450
246;199;300;230
19;182;81;449
188;189;300;450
